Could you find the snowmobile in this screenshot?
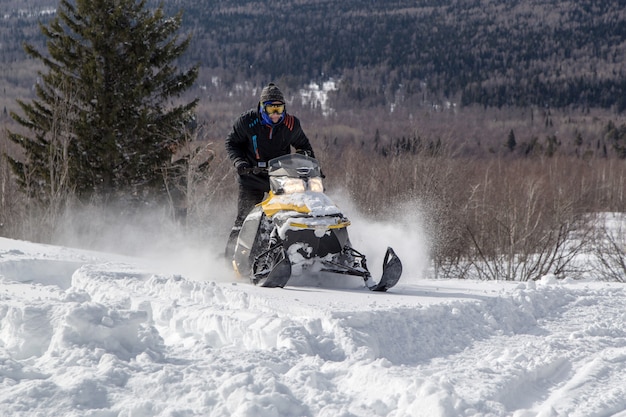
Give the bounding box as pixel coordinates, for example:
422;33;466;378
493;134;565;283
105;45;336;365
232;153;402;291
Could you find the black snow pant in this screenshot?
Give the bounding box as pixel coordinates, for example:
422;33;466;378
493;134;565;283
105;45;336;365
224;186;266;262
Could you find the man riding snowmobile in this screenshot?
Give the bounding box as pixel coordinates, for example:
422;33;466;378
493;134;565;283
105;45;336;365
224;83;315;262
224;83;402;291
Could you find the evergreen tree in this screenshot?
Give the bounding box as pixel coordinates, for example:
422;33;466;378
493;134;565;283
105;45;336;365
506;129;517;152
7;0;198;206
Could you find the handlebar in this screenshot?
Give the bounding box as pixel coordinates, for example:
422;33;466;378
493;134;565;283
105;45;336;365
240;166;268;175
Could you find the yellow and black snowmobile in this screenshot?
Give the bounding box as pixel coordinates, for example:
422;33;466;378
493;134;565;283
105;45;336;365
232;154;402;291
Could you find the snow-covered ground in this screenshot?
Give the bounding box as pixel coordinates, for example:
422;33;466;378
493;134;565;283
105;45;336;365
1;235;625;417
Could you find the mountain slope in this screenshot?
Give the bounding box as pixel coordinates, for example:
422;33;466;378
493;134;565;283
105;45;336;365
2;0;626;109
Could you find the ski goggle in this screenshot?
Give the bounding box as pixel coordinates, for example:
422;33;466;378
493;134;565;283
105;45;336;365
264;103;285;114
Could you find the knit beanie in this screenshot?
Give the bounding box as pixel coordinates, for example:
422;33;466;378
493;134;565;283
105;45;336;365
259;83;284;103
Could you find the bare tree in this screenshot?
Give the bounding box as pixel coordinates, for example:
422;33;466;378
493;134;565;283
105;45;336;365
3;78;77;241
590;213;626;282
161;123;216;224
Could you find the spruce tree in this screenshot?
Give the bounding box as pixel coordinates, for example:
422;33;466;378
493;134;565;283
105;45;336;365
506;129;517;152
7;0;198;207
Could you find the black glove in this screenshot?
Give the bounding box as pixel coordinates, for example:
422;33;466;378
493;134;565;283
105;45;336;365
236;161;251;175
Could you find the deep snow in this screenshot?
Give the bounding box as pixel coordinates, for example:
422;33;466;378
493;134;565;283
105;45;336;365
1;234;626;417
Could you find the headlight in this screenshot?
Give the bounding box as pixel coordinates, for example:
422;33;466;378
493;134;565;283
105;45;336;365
308;177;324;192
272;177;306;194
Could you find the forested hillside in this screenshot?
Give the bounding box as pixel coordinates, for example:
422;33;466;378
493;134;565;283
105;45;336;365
185;0;626;111
2;0;626;111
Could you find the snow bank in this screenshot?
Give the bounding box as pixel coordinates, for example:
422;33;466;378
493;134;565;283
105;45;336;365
1;237;625;416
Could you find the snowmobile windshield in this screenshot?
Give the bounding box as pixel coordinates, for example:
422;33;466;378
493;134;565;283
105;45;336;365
268;154;324;194
267;154;322;178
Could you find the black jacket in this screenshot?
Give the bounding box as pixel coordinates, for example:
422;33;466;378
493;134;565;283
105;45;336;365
225;108;315;192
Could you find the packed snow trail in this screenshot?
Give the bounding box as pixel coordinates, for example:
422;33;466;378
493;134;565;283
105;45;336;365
1;238;625;416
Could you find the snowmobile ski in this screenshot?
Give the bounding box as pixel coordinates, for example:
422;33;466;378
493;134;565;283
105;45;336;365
366;247;403;292
260;254;292;288
251;246;292;288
